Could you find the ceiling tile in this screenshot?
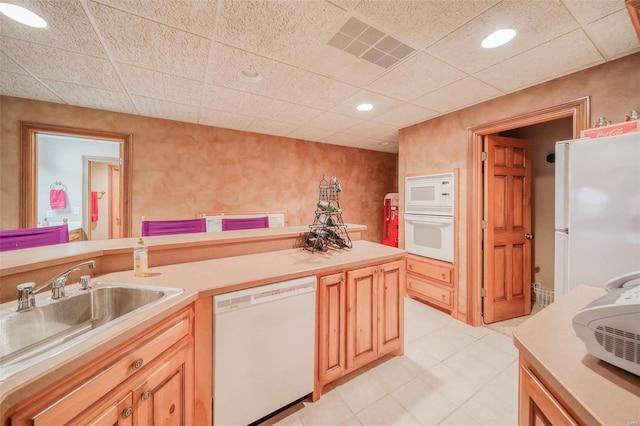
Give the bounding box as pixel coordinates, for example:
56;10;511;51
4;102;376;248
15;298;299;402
0;72;62;102
43;79;138;114
427;0;580;74
329;89;403;118
355;138;398;153
321;132;362;146
285;68;360;109
354;0;499;48
201;84;277;119
247;118;298;137
413;76;503;113
88;1;210;80
475;29;604;93
95;0;219;37
1;37;123;91
367;52;467;101
287;126;337;142
0;51;26;74
117;63;203;106
344;121;398;141
0;0;107;57
582;9;640;59
268;98;323;126
216;0;347;65
309;111;365;132
131;95;200;123
561;0;625;25
372;103;440;128
205;42;296;97
199;108;254;131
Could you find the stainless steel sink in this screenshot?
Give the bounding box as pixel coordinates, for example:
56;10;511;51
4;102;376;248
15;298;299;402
0;282;183;381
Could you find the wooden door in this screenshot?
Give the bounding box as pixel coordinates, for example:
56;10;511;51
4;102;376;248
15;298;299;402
109;165;122;239
318;272;346;384
484;135;532;323
346;265;378;370
377;261;404;355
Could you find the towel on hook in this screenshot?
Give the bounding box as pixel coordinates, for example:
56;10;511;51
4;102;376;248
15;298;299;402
91;191;99;222
50;189;66;210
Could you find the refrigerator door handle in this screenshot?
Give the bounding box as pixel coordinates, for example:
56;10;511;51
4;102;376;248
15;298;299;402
555;228;569;234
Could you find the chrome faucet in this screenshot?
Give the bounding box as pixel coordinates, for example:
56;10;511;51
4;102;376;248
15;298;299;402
16;260;96;312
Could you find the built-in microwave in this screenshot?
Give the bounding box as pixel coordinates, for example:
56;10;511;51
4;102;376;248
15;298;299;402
405;172;454;216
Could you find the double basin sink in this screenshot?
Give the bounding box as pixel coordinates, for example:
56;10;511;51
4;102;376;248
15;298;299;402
0;282;184;381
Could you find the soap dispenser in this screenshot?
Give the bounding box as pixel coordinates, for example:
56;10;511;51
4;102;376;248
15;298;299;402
133;238;148;277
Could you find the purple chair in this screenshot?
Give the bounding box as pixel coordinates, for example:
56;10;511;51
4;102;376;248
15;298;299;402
221;216;269;231
141;218;206;237
0;225;69;252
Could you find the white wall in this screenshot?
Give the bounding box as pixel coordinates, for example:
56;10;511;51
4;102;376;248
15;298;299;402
37;134;119;233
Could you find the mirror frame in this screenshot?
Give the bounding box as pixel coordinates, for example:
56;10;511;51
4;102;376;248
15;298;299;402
20;122;133;238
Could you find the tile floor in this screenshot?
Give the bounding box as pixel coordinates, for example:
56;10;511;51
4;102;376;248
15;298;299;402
264;297;519;426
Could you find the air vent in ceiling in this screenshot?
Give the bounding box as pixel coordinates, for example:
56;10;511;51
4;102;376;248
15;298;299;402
327;17;415;69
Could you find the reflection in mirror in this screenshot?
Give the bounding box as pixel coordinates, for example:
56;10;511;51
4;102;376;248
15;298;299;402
20;122;132;240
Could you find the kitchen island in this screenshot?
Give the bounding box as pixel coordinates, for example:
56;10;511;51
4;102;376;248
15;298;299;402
513;285;640;425
0;237;405;425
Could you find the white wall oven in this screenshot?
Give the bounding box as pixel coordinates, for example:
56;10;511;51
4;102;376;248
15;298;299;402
405;172;455;262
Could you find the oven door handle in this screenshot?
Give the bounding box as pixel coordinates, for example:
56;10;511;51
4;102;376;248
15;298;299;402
404;215;453;227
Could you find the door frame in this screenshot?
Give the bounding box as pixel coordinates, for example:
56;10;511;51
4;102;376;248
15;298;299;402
19;122;133;237
465;97;590;326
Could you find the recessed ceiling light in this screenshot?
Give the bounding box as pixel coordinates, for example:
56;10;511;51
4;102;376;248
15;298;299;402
356;103;373;112
481;29;516;49
238;69;262;82
0;3;48;28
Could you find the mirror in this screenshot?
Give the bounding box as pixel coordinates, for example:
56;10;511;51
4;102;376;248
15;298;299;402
20;122;132;240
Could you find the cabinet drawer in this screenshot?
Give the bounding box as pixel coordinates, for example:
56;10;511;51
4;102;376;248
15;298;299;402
406;258;451;285
31;308;192;425
406;276;452;308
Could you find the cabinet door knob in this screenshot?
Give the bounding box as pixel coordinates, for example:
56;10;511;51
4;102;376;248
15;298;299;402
141;390;151;400
122;406;133;419
408;264;413;270
441;273;446;280
132;358;144;370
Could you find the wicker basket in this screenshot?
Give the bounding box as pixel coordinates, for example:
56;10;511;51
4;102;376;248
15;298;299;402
532;282;554;308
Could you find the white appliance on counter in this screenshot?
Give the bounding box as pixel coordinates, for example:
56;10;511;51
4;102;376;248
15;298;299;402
554;132;640;299
404;172;455;262
213;276;317;426
573;271;640;376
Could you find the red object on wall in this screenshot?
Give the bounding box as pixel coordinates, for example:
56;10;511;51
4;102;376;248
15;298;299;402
382;193;399;247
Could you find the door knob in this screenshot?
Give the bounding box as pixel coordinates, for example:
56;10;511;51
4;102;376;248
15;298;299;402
525;233;534;240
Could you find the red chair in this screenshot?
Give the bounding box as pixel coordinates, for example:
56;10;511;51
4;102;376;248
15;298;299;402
141;218;206;237
221;216;269;231
0;225;69;252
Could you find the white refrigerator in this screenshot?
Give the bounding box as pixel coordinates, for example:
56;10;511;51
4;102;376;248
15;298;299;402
554;132;640;299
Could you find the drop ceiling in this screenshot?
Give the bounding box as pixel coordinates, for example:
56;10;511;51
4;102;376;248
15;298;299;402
1;0;638;154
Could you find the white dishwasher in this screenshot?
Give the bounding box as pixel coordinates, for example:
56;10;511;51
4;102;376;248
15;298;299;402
213;276;317;426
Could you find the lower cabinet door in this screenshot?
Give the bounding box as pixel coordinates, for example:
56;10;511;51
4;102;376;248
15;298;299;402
519;363;578;426
86;393;134;426
318;272;347;384
346;265;378;371
134;341;194;426
378;260;404;355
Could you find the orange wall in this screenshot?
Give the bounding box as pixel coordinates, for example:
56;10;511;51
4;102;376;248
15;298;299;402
399;53;640;314
0;96;398;242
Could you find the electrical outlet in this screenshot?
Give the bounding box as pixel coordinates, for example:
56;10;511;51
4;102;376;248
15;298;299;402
73;207;80;214
46;210;54;218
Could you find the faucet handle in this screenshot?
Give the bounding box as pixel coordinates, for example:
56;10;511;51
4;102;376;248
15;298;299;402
51;277;66;299
79;275;91;290
16;282;36;312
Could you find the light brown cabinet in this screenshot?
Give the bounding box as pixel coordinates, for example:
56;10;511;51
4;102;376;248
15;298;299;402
406;254;456;313
8;306;194;426
518;358;578;426
316;259;404;399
